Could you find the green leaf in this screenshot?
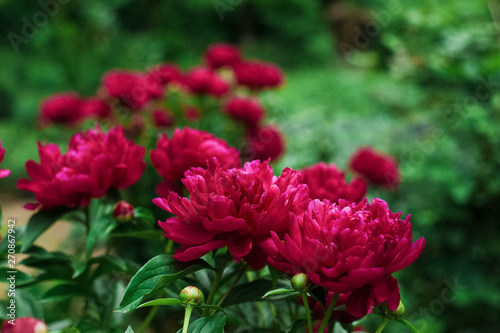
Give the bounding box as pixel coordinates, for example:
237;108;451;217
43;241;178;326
176;313;226;333
199;304;226;314
222;279;274;307
86;214;117;258
268;266;282;288
111;230;163;241
0;267;36;285
124;326;135;333
41;283;86;303
16;289;44;318
137;298;183;308
116;254;212;313
309;286;327;309
134;207;155;221
21;207;69;252
262;288;296;298
287;319;308;333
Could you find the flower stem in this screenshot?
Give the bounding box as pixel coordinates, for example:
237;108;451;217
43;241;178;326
210;263;248;315
201;252;231;317
318;292;339;333
299;292;313;333
137;305;158;333
375;317;391;333
182;305;194;333
397;319;421;333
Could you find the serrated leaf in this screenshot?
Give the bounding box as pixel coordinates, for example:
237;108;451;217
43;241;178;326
176;313;226;333
116;254;212;313
137;298;183;308
262;288;295;298
21;207;69;252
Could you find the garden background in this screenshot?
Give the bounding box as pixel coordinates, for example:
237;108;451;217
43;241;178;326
0;0;499;332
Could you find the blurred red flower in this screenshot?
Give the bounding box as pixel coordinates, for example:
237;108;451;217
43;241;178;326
0;141;10;178
224;96;266;128
38;92;85;127
233;60;284;90
204;43;241;69
246;125;285;161
181;67;229;97
1;317;48;333
350;147;400;189
151;109;175;128
147;63;182;86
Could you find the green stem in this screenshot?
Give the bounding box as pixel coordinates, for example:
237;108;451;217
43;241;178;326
318;292;339;333
299;292;313;333
137;305;158;333
375;317;391;333
397;319;421;333
213;263;248;309
182;305;194;333
201;252;231;317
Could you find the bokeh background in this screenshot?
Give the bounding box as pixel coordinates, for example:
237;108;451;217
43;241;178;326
1;0;499;332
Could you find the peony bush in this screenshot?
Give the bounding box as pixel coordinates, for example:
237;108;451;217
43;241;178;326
1;44;425;333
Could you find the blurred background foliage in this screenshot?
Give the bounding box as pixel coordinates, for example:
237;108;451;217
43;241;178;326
0;0;499;331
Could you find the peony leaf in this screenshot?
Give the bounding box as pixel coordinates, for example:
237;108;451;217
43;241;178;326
137;298;183;308
116;254;212;313
221;279;274;307
262;288;296;298
20;207;70;252
198;304;226;314
41;283;86;303
175;313;226;333
86;214;117;258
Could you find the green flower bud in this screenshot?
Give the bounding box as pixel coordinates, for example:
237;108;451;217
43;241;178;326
179;286;204;305
291;273;309;292
396;301;405;317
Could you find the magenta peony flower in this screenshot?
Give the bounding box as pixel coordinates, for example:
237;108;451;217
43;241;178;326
181;67;229;97
224;96;266;127
17;125;146;210
153;160;309;269
350;147;400;189
1;317;48;333
233;60;284;90
150;128;240;197
246;125;285;162
269;198;425;317
80;97;112;119
0;141;10;178
102;70;163;110
38;92;86;127
151;109;175;128
147;63;182;85
204;43;241;69
300;163;366;203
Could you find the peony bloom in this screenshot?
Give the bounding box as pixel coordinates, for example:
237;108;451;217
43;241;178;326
151;109;175;128
246;125;285;162
17;125;146;210
204;43;241;69
224;96;266;127
38;92;86;127
181;67;229;97
0;141;10;178
150;128;240;197
102;70;164;110
233;60;284;90
269;198;425;317
153;160;310;270
300;163;366;203
350;147;400;189
1;317;48;333
147;63;182;86
80;97;112;119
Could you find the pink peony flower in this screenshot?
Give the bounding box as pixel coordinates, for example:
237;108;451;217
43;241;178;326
102;70;164;110
181;67;229;97
204;43;241;69
150;128;240;197
17;125;146;210
80;97;112;119
350;147;400;189
269;198;425;317
224;96;266;127
246;125;285;162
1;317;48;333
147;63;182;85
0;141;10;178
151;109;175;128
38;92;86;127
300;163;366;203
233;60;284;90
153;160;309;269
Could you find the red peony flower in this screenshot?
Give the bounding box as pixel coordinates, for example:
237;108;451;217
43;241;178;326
350;147;400;189
300;163;366;203
269;198;425;317
0;141;10;178
181;67;229;97
150;128;240;197
233;60;284;90
204;43;241;69
1;317;48;333
153;160;310;269
80;97;112;119
17;125;146;210
224;96;266;127
102;70;164;110
246;125;285;162
151;109;175;128
147;63;182;85
38;92;86;127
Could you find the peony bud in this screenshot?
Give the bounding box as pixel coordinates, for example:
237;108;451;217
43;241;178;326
1;317;48;333
292;273;309;292
113;200;134;223
395;300;405;317
179;286;204;306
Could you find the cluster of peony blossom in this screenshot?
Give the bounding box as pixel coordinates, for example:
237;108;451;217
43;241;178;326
37;43;286;163
15;119;420;324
